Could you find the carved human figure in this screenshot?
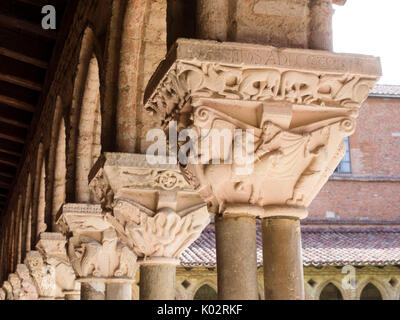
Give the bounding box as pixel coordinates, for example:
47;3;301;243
201;120;312;207
0;288;5;300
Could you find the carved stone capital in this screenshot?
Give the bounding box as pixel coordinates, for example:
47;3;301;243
89;153;210;261
15;264;39;300
36;233;80;298
67;228;138;282
107;199;210;261
24;251;56;299
143;39;381;217
8;273;22;300
56;204;138;283
89;153;196;211
2;281;13;300
144;39;381;124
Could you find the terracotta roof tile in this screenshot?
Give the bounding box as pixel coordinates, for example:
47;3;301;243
180;225;400;267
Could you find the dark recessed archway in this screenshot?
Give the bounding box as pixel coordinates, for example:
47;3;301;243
360;283;383;300
194;284;217;300
319;283;343;300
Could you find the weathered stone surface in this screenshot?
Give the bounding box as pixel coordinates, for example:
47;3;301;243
144;39;380;217
36;233;80;298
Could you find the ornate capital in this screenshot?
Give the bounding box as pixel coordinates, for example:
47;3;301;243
144;39;381;124
89;153;210;262
15;264;39;300
67;228;138;281
107;200;210;262
36;233;80;298
56;204;138;283
143;39;381;218
24;251;56;299
2;281;13;300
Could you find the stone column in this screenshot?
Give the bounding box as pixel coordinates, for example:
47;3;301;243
106;283;132;300
139;260;178;300
89;153;211;301
196;0;229;41
309;0;334;51
215;215;258;300
143;39;381;300
261;208;307;300
81;282;105;300
57;204;138;301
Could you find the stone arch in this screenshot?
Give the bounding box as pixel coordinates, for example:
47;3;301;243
75;54;102;203
68;26;103;203
22;173;32;256
16;195;23;265
31;142;45;246
48;96;66;231
193;284;218;300
190;279;218;300
52;117;66;230
36;158;46;238
360;282;383;300
357;278;389;300
315;279;347;300
319;282;344;300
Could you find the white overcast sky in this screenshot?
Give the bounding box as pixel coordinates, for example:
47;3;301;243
333;0;400;85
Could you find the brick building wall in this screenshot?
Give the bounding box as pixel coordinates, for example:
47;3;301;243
309;96;400;220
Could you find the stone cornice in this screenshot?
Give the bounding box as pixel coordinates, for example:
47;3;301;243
144;38;381;124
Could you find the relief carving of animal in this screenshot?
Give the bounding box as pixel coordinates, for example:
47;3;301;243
279;71;319;104
68;229;137;279
239;69;281;100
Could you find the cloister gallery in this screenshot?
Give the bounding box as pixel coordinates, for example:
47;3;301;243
0;0;399;301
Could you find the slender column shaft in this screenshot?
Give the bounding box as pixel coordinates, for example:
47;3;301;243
106;283;132;300
215;215;258;300
309;0;334;51
140;264;176;300
81;282;105;300
262;217;304;300
64;294;80;300
196;0;229;41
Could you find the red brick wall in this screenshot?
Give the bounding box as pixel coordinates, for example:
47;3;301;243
309;96;400;220
351;97;400;176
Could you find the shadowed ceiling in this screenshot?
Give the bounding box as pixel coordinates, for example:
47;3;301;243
0;0;77;216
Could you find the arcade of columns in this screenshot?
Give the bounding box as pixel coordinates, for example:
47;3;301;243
0;0;381;300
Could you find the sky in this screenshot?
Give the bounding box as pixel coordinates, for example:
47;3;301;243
333;0;400;85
